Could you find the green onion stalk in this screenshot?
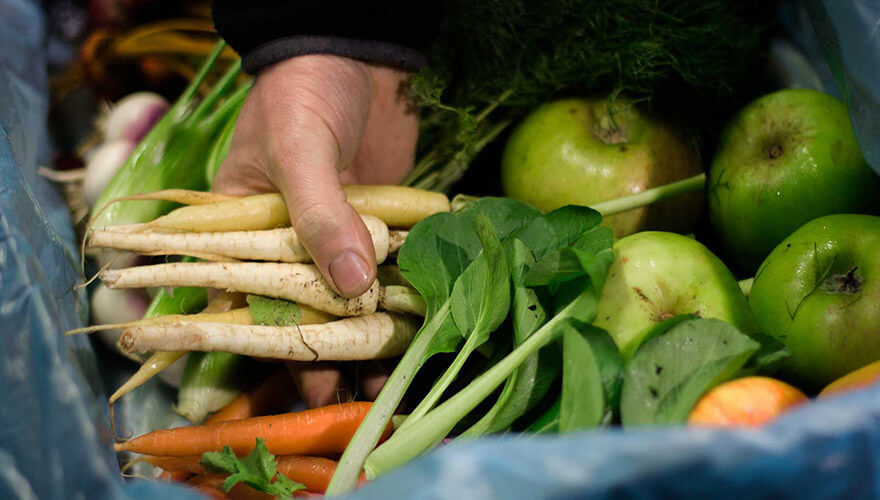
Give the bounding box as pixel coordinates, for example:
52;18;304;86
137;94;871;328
176;351;255;423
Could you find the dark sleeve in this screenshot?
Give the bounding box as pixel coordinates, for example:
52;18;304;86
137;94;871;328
212;1;443;74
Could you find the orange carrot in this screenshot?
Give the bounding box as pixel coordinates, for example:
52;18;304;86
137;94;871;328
164;469;193;482
145;455;337;493
228;483;320;499
185;474;318;500
186;474;228;500
116;401;388;457
206;370;296;424
144;455;207;475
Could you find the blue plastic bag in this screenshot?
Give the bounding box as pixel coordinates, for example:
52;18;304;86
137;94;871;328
1;1;878;499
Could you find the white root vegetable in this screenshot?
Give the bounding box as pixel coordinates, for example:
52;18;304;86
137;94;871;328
145;185;450;232
342;185;451;228
65;308;254;335
89;215;392;264
119;313;420;361
109;189;237;206
90;284;149;363
83;141;136;207
102;91;169;143
377;264;410;287
146;193;288;232
100;262;379;317
388;230;408;255
379;286;426;316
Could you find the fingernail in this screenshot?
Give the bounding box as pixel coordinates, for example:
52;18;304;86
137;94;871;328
329;251;371;296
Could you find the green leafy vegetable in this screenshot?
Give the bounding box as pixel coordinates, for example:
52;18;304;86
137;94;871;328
739;334;791;376
463;206;607;435
201;438;305;498
620;318;760;426
559;323;622;432
247;295;302;327
461;239;548;437
363;212;614;481
401;215;511;428
525;398;561;435
328;198;541;492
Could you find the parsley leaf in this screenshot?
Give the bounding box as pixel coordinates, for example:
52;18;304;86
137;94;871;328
247;295;301;327
201;438;305;499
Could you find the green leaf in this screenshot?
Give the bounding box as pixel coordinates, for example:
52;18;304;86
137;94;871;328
620;318;761;426
462;209;608;438
450;214;511;338
560;323;622;431
461;240;546;436
247;295;302;327
739;334;791;376
635;314;698;350
201;446;239;474
523;249;586;287
398;198;542;358
330;198;541;492
402;215;512;428
364;209;615;478
525;397;561;435
201;439;305;499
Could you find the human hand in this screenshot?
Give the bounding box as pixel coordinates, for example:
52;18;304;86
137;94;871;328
212;54;417;407
213;54;418;297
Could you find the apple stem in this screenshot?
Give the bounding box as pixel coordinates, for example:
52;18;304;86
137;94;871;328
591;173;706;217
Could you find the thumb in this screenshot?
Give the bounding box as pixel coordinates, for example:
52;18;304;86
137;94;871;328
282;165;377;298
214;55;378;298
270;104;377;298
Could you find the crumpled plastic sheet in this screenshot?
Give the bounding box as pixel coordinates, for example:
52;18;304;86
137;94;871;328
1;0;879;499
0;0;198;498
780;0;880;175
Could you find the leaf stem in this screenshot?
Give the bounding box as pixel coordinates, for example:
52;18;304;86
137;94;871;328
475;88;515;123
326;302;451;496
592;173;706;216
364;309;570;478
203;82;251;129
188;59;244;125
397;335;481;432
177;40;227;109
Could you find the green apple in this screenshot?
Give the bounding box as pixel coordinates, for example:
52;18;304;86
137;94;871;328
708;88;880;273
501;97;703;238
748;214;880;389
595;231;759;359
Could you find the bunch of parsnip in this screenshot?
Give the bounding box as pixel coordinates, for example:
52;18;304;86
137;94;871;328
71;185;448;412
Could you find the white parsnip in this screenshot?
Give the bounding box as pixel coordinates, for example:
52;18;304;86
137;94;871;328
65;308;254;335
379;286;426;316
388;230;408;255
112;189;238;206
144;185;449;232
377;264;410;287
343;185;451;228
119;313;420;361
90;215;392;264
100;262;379;317
147;193;288;232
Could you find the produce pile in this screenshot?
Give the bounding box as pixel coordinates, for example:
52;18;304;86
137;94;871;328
49;6;880;500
